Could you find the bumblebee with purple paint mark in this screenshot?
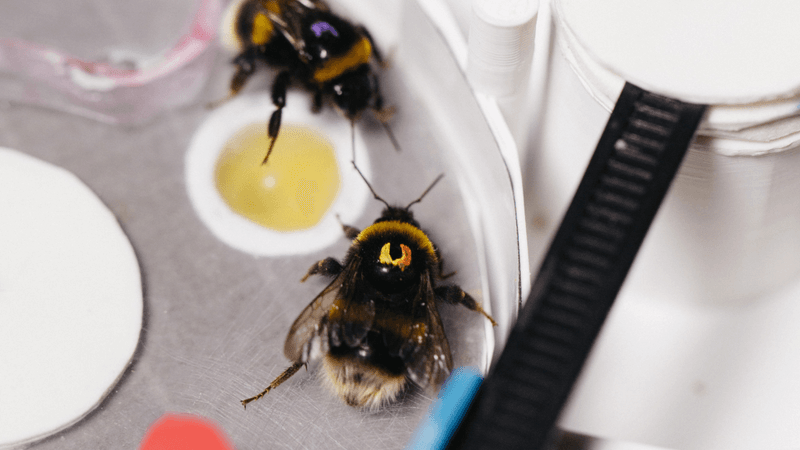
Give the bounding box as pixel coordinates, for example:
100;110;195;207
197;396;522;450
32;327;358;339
218;0;396;164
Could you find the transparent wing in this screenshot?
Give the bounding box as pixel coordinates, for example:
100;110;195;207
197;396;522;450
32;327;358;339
268;0;329;56
283;253;362;362
282;276;342;362
405;273;453;389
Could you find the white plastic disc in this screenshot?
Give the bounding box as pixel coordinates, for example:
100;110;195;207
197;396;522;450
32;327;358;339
0;148;142;447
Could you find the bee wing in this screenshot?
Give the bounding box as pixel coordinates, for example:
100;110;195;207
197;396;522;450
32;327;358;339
283;253;363;362
405;272;453;389
268;0;329;58
282;275;342;363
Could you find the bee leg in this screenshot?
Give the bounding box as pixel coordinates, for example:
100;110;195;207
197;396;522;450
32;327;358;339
341;224;360;240
335;214;360;240
241;361;306;409
208;51;257;108
230;53;257;96
435;286;498;327
369;75;401;153
301;257;343;281
370;74;391;120
372;103;396;124
435;249;456;279
263;70;292;165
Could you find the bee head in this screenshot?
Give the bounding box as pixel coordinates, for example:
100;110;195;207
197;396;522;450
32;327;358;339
374;206;419;228
331;66;374;121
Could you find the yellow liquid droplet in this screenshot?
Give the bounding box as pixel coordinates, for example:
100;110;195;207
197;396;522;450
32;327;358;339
215;124;340;231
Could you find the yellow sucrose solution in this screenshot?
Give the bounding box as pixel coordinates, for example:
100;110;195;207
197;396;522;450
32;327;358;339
215;124;340;231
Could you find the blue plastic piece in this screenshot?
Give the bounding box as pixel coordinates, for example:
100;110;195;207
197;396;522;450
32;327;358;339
405;367;483;450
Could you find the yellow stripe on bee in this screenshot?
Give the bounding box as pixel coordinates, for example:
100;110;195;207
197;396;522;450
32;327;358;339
251;12;273;45
356;221;436;261
313;37;372;83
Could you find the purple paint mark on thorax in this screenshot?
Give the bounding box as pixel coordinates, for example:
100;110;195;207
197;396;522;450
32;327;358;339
311;21;338;37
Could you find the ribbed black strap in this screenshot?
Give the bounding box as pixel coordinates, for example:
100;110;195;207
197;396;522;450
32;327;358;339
447;83;707;450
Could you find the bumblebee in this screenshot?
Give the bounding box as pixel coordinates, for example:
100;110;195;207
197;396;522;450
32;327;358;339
220;0;394;164
241;165;497;409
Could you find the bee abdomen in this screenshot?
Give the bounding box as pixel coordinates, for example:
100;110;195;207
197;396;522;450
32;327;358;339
321;354;406;409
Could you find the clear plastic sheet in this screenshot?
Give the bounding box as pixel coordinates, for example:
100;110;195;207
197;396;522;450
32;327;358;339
0;0;221;124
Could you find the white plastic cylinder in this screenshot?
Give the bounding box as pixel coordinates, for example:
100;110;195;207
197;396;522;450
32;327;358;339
524;0;800;449
466;0;538;98
532;0;800;307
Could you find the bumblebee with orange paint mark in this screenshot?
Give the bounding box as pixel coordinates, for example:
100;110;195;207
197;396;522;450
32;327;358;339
218;0;394;164
240;164;497;410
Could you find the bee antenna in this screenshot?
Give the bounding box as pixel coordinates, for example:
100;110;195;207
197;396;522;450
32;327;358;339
405;173;444;209
351;161;391;209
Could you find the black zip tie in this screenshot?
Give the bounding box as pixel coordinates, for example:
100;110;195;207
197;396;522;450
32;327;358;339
446;83;707;450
